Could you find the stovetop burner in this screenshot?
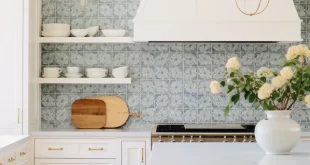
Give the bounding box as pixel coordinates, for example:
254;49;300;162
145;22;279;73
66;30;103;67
156;124;255;133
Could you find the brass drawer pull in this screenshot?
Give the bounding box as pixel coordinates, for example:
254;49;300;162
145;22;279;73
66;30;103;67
8;158;15;162
88;148;104;151
141;148;144;163
48;148;63;151
20;152;26;156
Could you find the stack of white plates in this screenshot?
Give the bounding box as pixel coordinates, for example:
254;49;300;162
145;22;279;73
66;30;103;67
42;24;70;37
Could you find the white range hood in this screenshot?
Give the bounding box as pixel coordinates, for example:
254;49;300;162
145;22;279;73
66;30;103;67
133;0;302;42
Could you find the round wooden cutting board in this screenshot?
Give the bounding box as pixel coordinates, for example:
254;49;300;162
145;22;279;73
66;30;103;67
72;99;106;129
86;96;141;128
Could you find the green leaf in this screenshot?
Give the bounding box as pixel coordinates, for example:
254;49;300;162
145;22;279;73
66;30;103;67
224;105;230;117
231;79;239;84
227;85;235;93
249;93;256;103
231;94;240;105
244;91;250;100
291;83;298;91
305;65;310;74
230;72;236;77
220;81;226;87
260;77;267;83
284;61;296;67
305;86;310;92
292;93;298;100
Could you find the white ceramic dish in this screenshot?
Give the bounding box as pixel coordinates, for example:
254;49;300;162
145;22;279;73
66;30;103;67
86;68;108;73
67;67;79;74
71;29;88;37
41;31;70;37
112;66;128;78
101;29;126;37
65;73;83;78
42;74;60;78
86;74;107;78
87;26;99;37
43;23;70;32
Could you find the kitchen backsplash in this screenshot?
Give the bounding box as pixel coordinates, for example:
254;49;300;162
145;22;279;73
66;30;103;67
41;0;310;129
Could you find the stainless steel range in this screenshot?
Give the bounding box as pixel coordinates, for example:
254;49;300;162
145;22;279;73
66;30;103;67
151;123;256;144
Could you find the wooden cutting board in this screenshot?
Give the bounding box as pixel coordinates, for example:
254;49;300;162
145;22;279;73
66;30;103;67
86;96;141;128
72;99;106;129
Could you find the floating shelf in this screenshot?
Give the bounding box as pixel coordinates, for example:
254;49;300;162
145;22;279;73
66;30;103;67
38;37;133;43
38;78;132;84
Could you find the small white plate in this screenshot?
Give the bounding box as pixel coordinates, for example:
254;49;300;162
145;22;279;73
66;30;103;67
42;74;60;78
65;73;83;78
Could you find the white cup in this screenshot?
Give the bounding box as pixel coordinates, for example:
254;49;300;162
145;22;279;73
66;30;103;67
67;67;79;74
43;67;62;75
112;66;128;78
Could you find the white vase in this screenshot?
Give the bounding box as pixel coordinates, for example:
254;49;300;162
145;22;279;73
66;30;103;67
255;110;301;155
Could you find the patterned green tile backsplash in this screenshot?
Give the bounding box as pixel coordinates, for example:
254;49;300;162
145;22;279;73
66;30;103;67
41;0;310;129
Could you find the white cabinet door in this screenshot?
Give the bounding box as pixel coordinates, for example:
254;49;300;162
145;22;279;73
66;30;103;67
35;159;116;165
0;0;23;134
122;141;146;165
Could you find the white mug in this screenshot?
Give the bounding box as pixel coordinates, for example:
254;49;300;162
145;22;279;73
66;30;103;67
67;67;79;74
44;67;62;75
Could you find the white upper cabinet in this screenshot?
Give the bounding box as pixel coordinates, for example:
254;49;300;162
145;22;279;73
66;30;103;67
0;0;24;134
122;141;146;165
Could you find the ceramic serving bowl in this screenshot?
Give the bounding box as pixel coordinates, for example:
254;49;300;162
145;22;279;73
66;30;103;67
112;66;128;78
87;26;99;37
71;29;88;37
101;29;126;37
42;24;70;37
86;68;108;78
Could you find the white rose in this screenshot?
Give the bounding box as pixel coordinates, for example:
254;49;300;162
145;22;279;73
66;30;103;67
286;46;298;60
296;44;309;56
280;66;294;80
305;95;310;104
271;76;287;89
210;81;221;94
305;50;310;57
226;57;241;71
305;95;310;108
258;83;274;100
257;67;273;78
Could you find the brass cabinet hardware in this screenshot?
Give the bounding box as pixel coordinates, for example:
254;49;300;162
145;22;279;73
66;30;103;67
48;148;63;151
88;148;104;151
20;152;26;156
141;148;144;163
8;158;15;162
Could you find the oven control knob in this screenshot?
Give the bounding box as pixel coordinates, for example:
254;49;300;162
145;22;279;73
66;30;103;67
249;136;255;143
223;136;228;143
181;136;187;142
190;136;195;142
242;136;248;143
158;136;164;142
233;136;238;143
171;136;176;142
198;136;204;142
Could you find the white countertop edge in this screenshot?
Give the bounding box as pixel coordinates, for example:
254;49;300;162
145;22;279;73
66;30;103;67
0;135;30;152
31;129;151;138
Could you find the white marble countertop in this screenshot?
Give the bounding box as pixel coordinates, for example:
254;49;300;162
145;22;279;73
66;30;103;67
0;135;29;152
150;142;310;165
31;128;151;138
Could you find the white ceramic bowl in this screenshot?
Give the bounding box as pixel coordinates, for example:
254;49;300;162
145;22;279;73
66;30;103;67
71;29;88;37
86;68;108;73
87;73;107;78
65;73;83;78
101;29;126;37
43;23;70;32
41;31;70;37
87;26;99;37
112;66;128;78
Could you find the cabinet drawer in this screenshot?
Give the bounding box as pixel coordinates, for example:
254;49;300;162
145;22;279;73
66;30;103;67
16;143;28;163
35;159;116;165
35;139;117;159
5;152;16;165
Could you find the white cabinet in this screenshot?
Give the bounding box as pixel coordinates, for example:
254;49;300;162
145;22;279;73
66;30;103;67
0;140;29;165
35;159;116;165
0;0;24;134
121;141;146;165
